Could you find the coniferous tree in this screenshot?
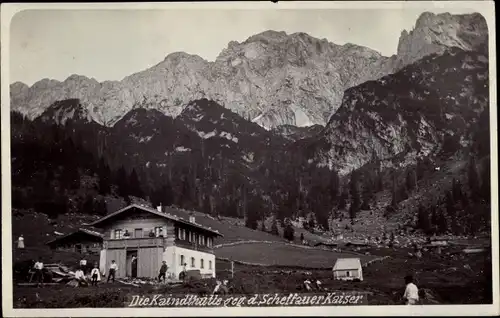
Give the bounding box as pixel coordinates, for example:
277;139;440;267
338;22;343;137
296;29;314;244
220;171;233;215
416;204;431;234
349;170;361;218
245;212;258;230
82;195;95;214
437;211;448;234
468;155;481;202
361;178;372;211
283;223;295;242
97;157;112;195
406;169;417;193
391;173;398;207
128;168;144;198
202;195;212;215
480;158;491;202
338;187;348;210
116;166;130;198
95;197;108;216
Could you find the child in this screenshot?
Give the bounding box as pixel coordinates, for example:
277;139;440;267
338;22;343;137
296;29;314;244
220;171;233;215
107;260;118;283
90;264;101;286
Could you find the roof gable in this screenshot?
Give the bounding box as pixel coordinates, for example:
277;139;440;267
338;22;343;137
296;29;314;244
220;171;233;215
89;204;223;237
333;258;362;271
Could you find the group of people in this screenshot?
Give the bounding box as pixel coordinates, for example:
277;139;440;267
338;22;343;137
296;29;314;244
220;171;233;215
74;263;102;287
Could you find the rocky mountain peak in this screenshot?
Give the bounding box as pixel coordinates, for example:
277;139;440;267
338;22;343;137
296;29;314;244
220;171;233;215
396;11;488;68
10;12;488;131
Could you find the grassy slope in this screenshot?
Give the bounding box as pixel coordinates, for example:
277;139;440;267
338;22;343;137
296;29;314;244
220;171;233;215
214;242;376;268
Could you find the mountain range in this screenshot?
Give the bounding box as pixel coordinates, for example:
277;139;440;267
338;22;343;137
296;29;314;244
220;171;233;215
10;12;488;130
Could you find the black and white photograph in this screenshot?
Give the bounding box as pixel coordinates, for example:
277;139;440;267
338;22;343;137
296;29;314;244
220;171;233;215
1;1;498;316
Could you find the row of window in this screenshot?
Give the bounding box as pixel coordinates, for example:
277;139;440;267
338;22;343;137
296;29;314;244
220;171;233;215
179;255;212;270
176;228;213;247
113;227;164;239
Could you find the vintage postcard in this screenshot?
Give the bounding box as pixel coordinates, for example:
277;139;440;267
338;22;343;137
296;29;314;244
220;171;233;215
1;1;498;316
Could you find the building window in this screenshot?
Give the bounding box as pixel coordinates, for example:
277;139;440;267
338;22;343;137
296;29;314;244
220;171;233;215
134;228;143;238
187;230;192;242
209;260;212;270
207;237;212;247
198;235;204;245
191;257;195;268
200;259;204;269
180;255;185;266
346;271;350;277
177;228;186;240
114;229;123;239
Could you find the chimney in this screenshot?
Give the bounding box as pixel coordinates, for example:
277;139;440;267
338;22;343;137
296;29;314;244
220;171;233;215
189;215;196;223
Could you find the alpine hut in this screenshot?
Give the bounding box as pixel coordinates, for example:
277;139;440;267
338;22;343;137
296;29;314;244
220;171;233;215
332;258;363;281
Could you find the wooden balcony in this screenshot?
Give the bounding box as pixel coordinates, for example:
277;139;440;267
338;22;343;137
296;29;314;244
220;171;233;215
105;237;165;249
175;239;214;254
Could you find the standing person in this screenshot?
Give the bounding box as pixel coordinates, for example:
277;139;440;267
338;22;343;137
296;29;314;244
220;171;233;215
17;235;25;249
79;258;87;274
107;260;118;283
403;275;419;305
90;264;101;286
33;258;44;287
158;261;168;283
131;256;137;278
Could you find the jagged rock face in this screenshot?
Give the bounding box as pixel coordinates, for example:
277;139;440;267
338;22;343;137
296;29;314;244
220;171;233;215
10;12;488;130
36;98;93;125
309;48;489;175
396;12;488;69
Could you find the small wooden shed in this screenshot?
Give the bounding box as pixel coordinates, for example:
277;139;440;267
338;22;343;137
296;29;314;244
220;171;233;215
332;258;363;281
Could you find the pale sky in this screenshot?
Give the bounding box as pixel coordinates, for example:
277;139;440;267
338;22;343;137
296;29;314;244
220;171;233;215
10;7;481;86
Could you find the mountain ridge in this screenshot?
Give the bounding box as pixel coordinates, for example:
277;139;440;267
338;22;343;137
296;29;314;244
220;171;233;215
10;12;488;129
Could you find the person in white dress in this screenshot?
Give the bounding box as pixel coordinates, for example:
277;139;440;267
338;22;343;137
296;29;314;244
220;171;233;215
18;235;25;249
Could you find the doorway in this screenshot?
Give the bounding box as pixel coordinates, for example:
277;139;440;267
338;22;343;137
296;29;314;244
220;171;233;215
126;250;138;278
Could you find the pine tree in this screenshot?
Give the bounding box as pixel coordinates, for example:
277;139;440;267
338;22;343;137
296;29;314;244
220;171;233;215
349;170;361;218
361;179;372;211
283;223;295;242
417;204;431;234
437;211;448;234
467;155;481;202
391;173;398;207
115;166;130;198
82;195;95;214
245;212;258;230
128;168;144;198
95;197;108;216
406;169;416;193
480;158;491;202
338;187;348;210
97;157;111;195
202;195;212;215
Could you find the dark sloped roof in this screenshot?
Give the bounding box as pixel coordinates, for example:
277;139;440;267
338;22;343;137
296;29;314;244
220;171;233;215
46;228;104;245
89;204;223;237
